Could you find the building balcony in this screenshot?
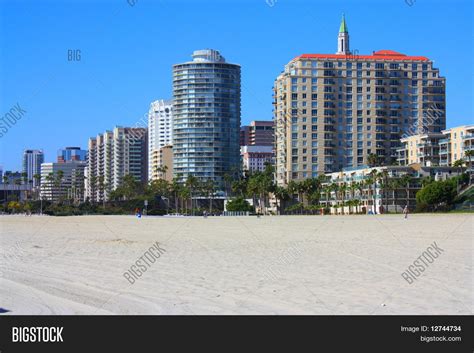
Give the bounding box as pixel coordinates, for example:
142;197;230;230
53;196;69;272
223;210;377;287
462;134;474;141
463;145;474;152
416;142;437;147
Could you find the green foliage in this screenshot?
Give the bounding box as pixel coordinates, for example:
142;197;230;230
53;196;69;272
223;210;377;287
7;201;22;213
285;203;304;212
416;178;458;211
226;197;253;212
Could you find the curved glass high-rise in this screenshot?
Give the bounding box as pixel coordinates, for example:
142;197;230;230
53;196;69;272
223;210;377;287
173;49;241;186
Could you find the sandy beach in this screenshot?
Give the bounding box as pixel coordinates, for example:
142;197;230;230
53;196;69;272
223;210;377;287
0;214;472;315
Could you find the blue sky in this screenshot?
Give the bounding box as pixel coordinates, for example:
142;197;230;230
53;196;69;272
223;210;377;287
0;0;472;171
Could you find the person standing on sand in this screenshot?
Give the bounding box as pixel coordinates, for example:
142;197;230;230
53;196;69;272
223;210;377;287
403;205;409;219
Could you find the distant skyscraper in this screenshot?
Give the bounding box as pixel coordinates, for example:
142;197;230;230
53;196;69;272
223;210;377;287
273;16;446;185
148;99;173;180
240;120;274;146
58;147;86;163
40;161;86;203
85;127;147;202
173;49;241;185
241;145;274;172
22;149;44;187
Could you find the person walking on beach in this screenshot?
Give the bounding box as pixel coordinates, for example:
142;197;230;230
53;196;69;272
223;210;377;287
403;205;409;219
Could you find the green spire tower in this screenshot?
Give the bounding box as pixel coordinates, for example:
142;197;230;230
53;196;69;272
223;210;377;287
339;14;348;33
336;14;350;55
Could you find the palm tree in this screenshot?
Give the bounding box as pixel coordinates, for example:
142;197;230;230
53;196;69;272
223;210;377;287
330;182;339;213
287;180;299;202
301;178;320;207
170;177;181;213
348;182;358;214
55;170;64;203
399;174;412;210
361;178;372;213
185;175;198;215
3;175;10;205
355;181;364;214
377;170;389;213
452;159;465;168
368;169;378;214
231;179;247;198
367;153;379;168
33;173;41;200
387;178;400;213
464;150;474;184
338;182;347;215
180;187;190;215
322;184;332;210
21;172;28;199
273;185;289;215
204;179;215;214
14;179;22;201
156;165;169;180
89;175;97;204
223;173;233;198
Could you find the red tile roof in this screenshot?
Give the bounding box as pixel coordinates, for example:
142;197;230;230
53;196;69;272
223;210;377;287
295;50;429;62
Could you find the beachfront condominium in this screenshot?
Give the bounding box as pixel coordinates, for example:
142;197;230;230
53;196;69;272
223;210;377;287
397;133;445;167
22;149;44;187
240;120;274;146
173;49;241;186
57;147;87;163
397;125;474;168
85;127;147;202
439;125;474;169
148;99;173;180
273;15;446;185
322;164;462;214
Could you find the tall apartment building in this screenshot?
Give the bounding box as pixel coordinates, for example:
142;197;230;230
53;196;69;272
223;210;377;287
240;120;274;146
85;126;147;202
173;49;241;186
397;125;474;167
57;147;86;163
40;161;86;203
22;149;44;187
148;99;173;180
273;15;446;185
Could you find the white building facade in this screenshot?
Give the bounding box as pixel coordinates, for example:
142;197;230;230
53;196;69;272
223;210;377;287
241;145;274;172
148;99;173;180
22;149;44;187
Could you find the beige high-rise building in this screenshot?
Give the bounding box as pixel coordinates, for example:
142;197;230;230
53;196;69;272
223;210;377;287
85;126;147;202
273;15;446;185
150;145;173;182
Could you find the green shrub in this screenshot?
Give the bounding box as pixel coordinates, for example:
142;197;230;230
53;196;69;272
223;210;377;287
226;197;253;212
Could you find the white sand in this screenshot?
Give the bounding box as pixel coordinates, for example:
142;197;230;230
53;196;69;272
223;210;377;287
0;214;472;315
